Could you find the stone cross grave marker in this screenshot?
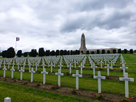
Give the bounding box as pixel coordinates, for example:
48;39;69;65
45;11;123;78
104;59;107;65
109;61;113;69
10;66;15;78
100;60;103;68
42;63;46;70
35;63;38;71
55;69;64;87
119;73;134;98
3;66;7;78
91;64;97;76
120;64;128;77
105;64;111;76
79;62;84;74
72;70;82;90
49;62;54;73
93;71;106;93
58;63;63;72
68;63;73;74
74;61;78;68
120;62;126;67
28;63;31;71
19;67;24;80
17;62;20;70
41;68;48;84
29;68;35;82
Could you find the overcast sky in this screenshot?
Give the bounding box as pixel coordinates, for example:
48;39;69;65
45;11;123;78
0;0;136;52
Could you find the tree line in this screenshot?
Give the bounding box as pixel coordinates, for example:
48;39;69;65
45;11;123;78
0;47;135;58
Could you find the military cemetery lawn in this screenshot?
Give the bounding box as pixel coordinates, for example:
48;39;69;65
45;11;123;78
0;54;136;102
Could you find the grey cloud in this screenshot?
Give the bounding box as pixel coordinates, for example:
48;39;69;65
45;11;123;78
61;10;133;32
73;0;133;12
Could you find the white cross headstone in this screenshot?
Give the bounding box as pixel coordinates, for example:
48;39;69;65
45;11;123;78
41;68;48;84
29;68;35;82
100;60;103;68
119;73;134;98
58;63;63;72
49;63;54;73
74;61;77;68
105;64;111;76
3;66;7;78
4;97;11;102
55;69;64;87
19;67;24;80
35;63;38;71
109;61;113;69
42;63;46;70
120;64;128;77
28;63;31;71
79;63;84;74
91;64;97;76
72;70;82;90
93;71;105;93
68;63;73;74
10;66;15;78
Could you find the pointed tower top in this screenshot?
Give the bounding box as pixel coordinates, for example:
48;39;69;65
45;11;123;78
82;33;85;37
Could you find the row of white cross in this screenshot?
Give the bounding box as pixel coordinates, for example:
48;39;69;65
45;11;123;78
2;66;134;98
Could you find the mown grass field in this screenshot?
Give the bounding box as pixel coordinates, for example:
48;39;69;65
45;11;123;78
0;54;136;101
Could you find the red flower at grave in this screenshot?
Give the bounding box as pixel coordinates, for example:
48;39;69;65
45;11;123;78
94;94;96;95
38;83;40;85
100;94;102;97
123;99;125;101
73;88;75;90
129;98;132;100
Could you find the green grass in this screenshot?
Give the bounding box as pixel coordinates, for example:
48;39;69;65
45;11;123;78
0;81;97;102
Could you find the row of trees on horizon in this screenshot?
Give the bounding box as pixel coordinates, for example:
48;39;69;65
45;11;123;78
0;47;135;58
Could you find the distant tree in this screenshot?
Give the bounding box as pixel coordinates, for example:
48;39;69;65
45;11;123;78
124;49;128;54
2;50;7;58
113;49;116;53
70;50;73;55
107;50;110;54
60;50;63;55
23;52;29;57
38;47;45;57
91;51;94;54
17;50;22;57
77;50;80;54
56;50;60;55
102;49;105;54
130;49;133;54
63;50;67;55
6;47;15;58
50;50;56;56
29;49;38;57
86;50;89;54
118;49;121;53
45;50;50;56
97;50;100;54
81;51;83;54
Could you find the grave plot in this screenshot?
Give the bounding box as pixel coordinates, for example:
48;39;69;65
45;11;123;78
0;54;136;102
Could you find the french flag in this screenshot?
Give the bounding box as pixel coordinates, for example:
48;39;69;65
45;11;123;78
16;37;20;41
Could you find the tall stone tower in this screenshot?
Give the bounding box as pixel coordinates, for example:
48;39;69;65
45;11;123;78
79;33;87;53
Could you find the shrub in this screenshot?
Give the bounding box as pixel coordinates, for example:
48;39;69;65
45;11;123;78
6;47;15;58
17;50;22;57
